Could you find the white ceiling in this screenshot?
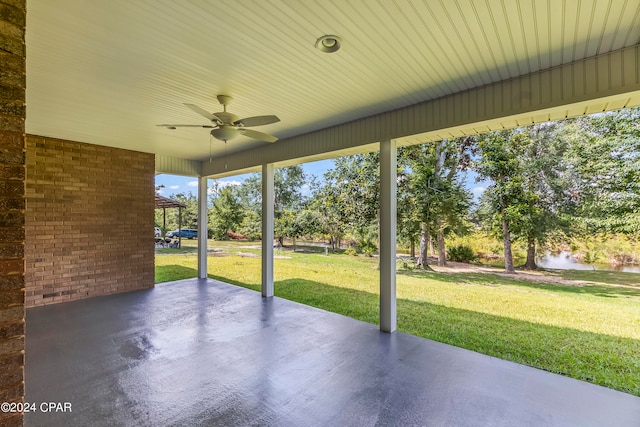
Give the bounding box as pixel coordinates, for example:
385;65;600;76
26;0;640;162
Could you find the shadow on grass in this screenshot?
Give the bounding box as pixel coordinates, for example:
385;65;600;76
155;247;198;255
557;269;640;287
397;268;640;299
155;265;197;283
209;273;639;396
279;244;328;254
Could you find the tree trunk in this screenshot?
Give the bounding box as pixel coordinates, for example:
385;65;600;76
429;234;436;257
437;219;446;266
523;236;537;270
410;236;415;259
502;217;516;274
415;222;433;270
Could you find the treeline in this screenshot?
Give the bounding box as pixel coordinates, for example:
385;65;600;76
156;108;640;272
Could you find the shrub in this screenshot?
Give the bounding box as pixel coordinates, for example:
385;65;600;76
344;247;357;256
397;258;412;270
448;231;501;259
361;246;375;257
447;245;476;263
358;239;377;257
226;231;247;240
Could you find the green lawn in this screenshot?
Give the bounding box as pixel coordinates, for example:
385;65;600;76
156;242;640;396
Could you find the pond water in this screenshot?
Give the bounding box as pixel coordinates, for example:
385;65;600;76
537;251;640;273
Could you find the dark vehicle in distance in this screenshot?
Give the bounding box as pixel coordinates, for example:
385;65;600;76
165;229;198;239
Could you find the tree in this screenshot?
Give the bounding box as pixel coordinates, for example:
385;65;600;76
514;124;573;269
309;177;347;251
286;209;323;251
475;125;574;272
564;108;640;236
325;154;380;243
407;138;473;267
239;209;262;240
273;166;307;246
237;165;308;245
396;149;422;258
475;131;527;274
210;184;244;239
235;174;262;239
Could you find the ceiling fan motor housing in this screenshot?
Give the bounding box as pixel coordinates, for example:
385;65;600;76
214;111;239;125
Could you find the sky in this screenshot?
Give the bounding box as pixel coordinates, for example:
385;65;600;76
155;158;487;202
155;159;334;197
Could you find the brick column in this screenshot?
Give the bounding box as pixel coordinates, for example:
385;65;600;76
0;0;26;426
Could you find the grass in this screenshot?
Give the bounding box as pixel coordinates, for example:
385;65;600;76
156;242;640;396
559;269;640;288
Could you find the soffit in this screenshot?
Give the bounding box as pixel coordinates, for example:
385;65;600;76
26;0;640;162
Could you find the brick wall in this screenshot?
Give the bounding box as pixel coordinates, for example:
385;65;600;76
0;0;26;425
25;136;155;307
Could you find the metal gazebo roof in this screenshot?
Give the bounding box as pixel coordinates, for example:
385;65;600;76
155;194;185;209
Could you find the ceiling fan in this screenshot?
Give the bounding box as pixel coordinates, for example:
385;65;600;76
158;95;280;143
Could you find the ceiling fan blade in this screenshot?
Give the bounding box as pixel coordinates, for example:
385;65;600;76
157;124;215;129
238;128;278;143
183;103;222;123
234;115;280;127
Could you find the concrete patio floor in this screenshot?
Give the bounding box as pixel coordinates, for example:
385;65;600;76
26;278;640;426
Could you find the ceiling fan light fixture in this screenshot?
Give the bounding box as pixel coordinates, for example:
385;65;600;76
315;35;342;53
211;126;240;142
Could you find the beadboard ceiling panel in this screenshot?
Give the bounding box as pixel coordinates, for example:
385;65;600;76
26;0;640;163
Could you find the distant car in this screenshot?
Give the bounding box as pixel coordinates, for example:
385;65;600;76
154;227;161;237
166;229;198;239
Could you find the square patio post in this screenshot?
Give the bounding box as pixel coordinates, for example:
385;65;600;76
380;139;397;333
197;176;208;279
262;163;274;297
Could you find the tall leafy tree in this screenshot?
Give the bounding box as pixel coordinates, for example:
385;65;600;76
237;165;308;245
235;174;262;239
273;166;307;245
209;184;244;239
396;148;422;258
475;131;527;273
407;138;473;267
475;125;573;271
287;209;323;250
323;153;380;243
514;124;573;269
309;175;347;250
564;108;640;236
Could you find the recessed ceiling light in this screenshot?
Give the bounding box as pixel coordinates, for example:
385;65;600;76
315;35;342;53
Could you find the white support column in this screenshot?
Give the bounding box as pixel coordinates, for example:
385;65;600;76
261;163;274;297
379;139;397;333
197;176;208;279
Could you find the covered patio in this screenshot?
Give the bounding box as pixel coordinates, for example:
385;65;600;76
26;279;640;426
2;1;640;425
